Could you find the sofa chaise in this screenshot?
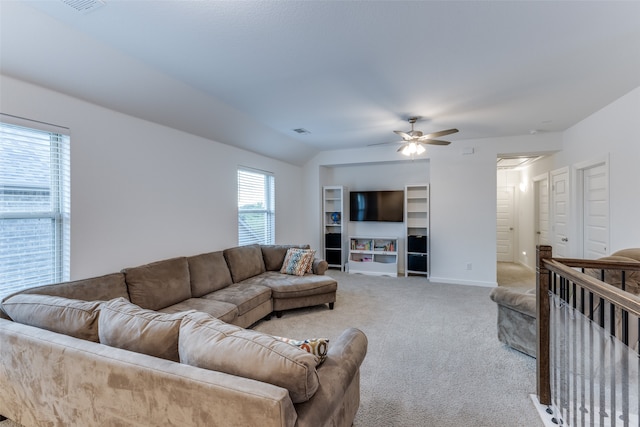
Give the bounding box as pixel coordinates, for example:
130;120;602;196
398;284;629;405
0;243;368;426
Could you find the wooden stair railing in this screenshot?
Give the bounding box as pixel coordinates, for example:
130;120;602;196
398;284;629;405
536;244;640;407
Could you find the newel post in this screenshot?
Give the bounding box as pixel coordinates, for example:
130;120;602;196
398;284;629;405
536;244;552;405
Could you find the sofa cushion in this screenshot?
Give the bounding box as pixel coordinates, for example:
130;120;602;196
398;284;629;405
204;282;272;316
1;294;102;342
261;244;310;271
14;272;129;302
611;248;640;262
99;297;194;362
187;251;233;297
159;298;238;324
280;248;315;276
243;272;338;299
122;257;192;310
223;244;266;283
179;311;320;403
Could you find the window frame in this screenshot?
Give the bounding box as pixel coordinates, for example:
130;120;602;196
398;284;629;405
0;114;71;298
237;167;275;246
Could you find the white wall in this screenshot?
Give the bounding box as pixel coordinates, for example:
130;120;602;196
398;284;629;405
561;86;640;253
1;75;305;280
516;86;640;268
303;133;563;286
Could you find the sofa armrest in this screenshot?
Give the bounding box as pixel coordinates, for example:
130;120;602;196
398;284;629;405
489;286;536;317
323;327;367;380
293;328;367;424
312;258;329;275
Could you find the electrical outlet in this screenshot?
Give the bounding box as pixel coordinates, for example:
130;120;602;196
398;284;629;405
466;263;472;270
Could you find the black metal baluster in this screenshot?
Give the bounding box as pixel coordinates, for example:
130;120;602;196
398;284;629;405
611;302;617;427
552;281;559;420
590;293;595;426
621;271;628;346
621;326;630;426
570;282;581;425
576;276;587;426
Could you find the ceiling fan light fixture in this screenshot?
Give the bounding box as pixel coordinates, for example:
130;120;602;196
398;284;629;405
369;117;458;154
401;142;426;157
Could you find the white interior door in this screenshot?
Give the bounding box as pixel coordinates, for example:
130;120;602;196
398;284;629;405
496;186;515;262
551;168;570;257
582;162;609;259
534;175;550;246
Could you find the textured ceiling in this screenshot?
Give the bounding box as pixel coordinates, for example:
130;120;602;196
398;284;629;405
1;1;639;165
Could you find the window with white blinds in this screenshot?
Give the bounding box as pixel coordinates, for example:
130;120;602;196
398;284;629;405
0;118;70;299
238;167;274;246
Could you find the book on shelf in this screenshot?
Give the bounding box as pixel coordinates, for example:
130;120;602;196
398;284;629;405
352;240;371;251
374;242;395;252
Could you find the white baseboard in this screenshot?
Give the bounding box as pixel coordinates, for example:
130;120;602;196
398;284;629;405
428;277;497;287
530;393;639;427
530;394;559;427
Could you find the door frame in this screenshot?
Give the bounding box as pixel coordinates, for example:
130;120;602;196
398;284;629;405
533;172;550;247
496;185;516;262
550;166;571;257
574;155;610;258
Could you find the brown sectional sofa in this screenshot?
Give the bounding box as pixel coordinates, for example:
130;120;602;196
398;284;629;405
0;243;367;426
3;243;338;328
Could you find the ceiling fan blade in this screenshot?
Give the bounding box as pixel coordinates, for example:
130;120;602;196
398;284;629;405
394;130;412;140
419;128;459;140
368;140;404;147
396;144;407;153
423;139;451;146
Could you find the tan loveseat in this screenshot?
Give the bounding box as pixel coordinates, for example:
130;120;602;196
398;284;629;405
0;244;368;426
490;248;640;358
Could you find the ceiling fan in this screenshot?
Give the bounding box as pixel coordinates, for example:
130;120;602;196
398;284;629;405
371;117;459;156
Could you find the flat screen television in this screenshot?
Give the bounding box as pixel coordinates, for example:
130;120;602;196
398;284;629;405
349;190;404;222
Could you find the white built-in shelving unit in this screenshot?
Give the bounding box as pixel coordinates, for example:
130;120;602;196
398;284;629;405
348;236;398;277
322;186;347;270
405;184;429;277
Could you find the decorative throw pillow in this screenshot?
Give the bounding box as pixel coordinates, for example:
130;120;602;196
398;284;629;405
99;297;195;362
305;252;315;274
280;248;315;276
179;311;320;403
1;294;102;342
274;336;329;365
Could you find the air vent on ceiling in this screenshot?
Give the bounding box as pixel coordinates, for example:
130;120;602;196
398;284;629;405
292;128;311;135
61;0;106;13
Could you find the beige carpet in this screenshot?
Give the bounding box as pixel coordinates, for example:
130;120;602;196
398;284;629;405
257;271;542;426
1;271;542;426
